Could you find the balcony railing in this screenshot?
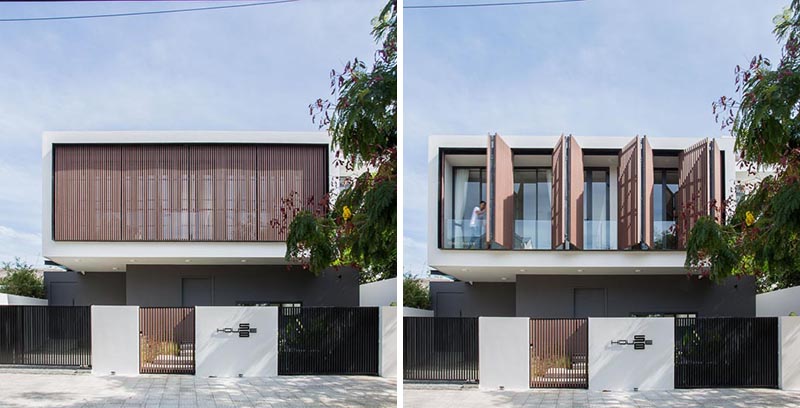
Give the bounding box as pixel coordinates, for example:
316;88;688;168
653;220;678;250
443;219;486;249
513;220;551;250
583;220;617;250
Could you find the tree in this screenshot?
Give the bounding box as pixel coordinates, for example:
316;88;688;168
279;0;397;283
685;2;800;292
0;258;45;299
403;275;431;310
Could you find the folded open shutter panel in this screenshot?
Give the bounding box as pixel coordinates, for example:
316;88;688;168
617;136;639;249
551;135;565;249
678;138;709;249
642;136;654;249
568;135;584;250
710;139;723;223
486;134;514;248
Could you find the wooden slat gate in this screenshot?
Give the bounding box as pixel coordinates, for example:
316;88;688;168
675;317;778;388
139;307;195;374
530;318;588;388
0;306;91;367
403;317;479;383
278;307;378;375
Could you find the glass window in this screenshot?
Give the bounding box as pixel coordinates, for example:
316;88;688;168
653;169;679;249
584;169;611;249
513;168;552;249
447;167;486;249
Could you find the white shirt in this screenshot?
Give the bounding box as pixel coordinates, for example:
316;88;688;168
470;206;485;227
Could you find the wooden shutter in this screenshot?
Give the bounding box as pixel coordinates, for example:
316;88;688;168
486;134;514;248
710;139;723;223
567;135;585;249
678;139;709;249
551;135;565;249
617;136;640;249
642;136;654;249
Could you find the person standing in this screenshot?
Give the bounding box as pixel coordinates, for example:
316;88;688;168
469;201;486;249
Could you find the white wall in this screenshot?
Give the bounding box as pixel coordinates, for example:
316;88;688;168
403;307;434;317
479;317;529;390
0;293;48;305
588;317;674;391
360;278;397;307
380;306;397;378
92;306;139;376
758;286;800;317
195;306;278;378
780;317;800;390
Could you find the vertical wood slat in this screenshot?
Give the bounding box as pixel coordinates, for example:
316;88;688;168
122;145;189;241
486;134;514;249
710;139;724;223
568;135;585;249
54;145;121;241
530;318;588;389
641;136;655;249
258;145;327;241
678;139;709;249
139;307;194;375
551;135;565;249
617;136;640;249
189;145;257;241
53;144;326;242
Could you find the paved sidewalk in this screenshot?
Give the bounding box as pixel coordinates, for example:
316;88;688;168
0;369;397;408
404;384;800;407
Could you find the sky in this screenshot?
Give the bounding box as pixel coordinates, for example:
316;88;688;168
0;0;383;266
403;0;786;277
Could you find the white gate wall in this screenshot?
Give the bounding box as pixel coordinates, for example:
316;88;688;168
479;317;530;390
780;316;800;390
380;306;397;378
588;317;674;391
194;306;278;378
91;305;139;376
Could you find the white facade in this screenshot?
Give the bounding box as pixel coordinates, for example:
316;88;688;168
42;131;331;273
194;306;278;378
427;135;737;282
0;293;48;305
91;305;140;376
360;278;398;307
757;286;800;317
780;316;800;390
478;317;530;390
380;306;398;378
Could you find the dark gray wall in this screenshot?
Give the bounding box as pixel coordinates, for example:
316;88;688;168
44;265;359;307
430;281;515;317
430;275;756;318
515;275;755;318
125;264;359;307
44;271;126;306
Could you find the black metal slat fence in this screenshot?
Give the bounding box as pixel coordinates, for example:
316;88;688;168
139;307;195;375
0;306;91;367
675;317;778;388
278;307;379;375
530;318;588;389
403;317;479;383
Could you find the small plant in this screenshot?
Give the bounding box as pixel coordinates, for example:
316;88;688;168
0;258;44;299
140;337;180;364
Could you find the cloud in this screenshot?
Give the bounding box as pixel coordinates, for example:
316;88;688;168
0;225;42;266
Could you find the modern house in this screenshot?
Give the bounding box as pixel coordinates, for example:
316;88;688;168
427;134;755;318
42;131;359;307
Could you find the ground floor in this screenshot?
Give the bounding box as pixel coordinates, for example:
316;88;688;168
0;369;396;408
404;384;800;408
429;274;756;317
44;265;360;307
